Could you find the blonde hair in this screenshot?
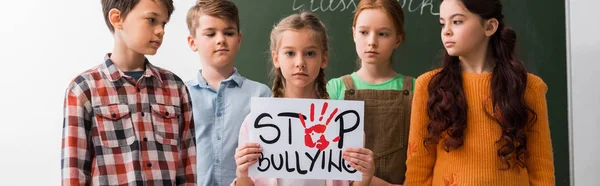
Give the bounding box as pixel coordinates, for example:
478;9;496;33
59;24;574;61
269;12;329;99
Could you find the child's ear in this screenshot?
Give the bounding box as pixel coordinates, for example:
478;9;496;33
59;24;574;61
187;35;198;52
109;8;123;30
237;31;242;44
394;35;403;48
352;27;357;43
321;52;328;69
484;18;499;37
271;51;280;68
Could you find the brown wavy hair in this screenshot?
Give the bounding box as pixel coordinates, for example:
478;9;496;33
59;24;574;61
425;0;537;170
269;12;329;99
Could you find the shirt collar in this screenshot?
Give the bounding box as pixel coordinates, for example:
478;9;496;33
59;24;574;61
102;53;164;86
189;68;244;89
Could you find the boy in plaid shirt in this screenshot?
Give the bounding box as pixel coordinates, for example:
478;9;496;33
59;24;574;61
61;0;196;185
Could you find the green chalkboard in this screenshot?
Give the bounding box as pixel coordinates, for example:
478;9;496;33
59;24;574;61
232;0;568;184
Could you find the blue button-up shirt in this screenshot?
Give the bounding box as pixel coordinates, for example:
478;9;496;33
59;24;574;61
186;69;271;186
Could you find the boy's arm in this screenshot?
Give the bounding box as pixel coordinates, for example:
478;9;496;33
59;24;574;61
61;83;93;185
260;84;272;97
176;86;197;186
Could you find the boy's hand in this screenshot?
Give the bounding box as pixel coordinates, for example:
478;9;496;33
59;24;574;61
234;143;262;179
343;147;375;180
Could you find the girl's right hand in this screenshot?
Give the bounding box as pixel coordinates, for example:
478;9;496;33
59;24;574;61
234;143;263;178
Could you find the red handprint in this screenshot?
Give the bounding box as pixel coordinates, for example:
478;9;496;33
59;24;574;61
298;102;339;151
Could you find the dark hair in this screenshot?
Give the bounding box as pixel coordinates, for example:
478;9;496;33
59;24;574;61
102;0;175;33
186;0;240;36
425;0;537;170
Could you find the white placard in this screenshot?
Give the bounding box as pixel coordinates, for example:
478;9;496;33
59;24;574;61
248;97;364;181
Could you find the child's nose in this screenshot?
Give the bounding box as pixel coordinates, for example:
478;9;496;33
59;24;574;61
294;56;306;68
216;33;226;44
367;34;377;47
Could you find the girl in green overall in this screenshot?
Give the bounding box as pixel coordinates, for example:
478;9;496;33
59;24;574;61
327;0;412;185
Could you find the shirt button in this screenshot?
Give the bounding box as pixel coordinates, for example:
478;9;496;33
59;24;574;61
217;136;221;140
137;88;141;92
147;162;152;167
165;111;169;116
216;159;220;163
217;112;222;117
348;89;355;95
403;90;410;95
111;113;117;118
141;112;145;117
143;137;148;142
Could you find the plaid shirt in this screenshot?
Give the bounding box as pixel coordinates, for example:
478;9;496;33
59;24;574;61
62;54;197;185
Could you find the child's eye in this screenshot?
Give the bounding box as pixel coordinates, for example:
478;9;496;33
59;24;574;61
359;30;368;35
379;32;389;37
225;32;235;36
440;23;445;27
453;20;463;24
205;33;215;37
284;51;295;57
147;18;155;23
305;51;316;57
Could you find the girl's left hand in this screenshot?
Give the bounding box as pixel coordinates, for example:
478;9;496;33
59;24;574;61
343;147;375;179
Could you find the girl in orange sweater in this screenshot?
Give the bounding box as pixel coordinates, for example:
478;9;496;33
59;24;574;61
405;0;555;185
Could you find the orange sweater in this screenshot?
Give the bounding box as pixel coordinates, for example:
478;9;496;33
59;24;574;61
405;70;555;186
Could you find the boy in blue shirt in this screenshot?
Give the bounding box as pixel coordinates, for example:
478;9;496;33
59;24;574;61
184;1;271;185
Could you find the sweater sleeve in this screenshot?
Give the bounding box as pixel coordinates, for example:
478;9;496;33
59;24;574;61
524;74;556;185
404;71;438;185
